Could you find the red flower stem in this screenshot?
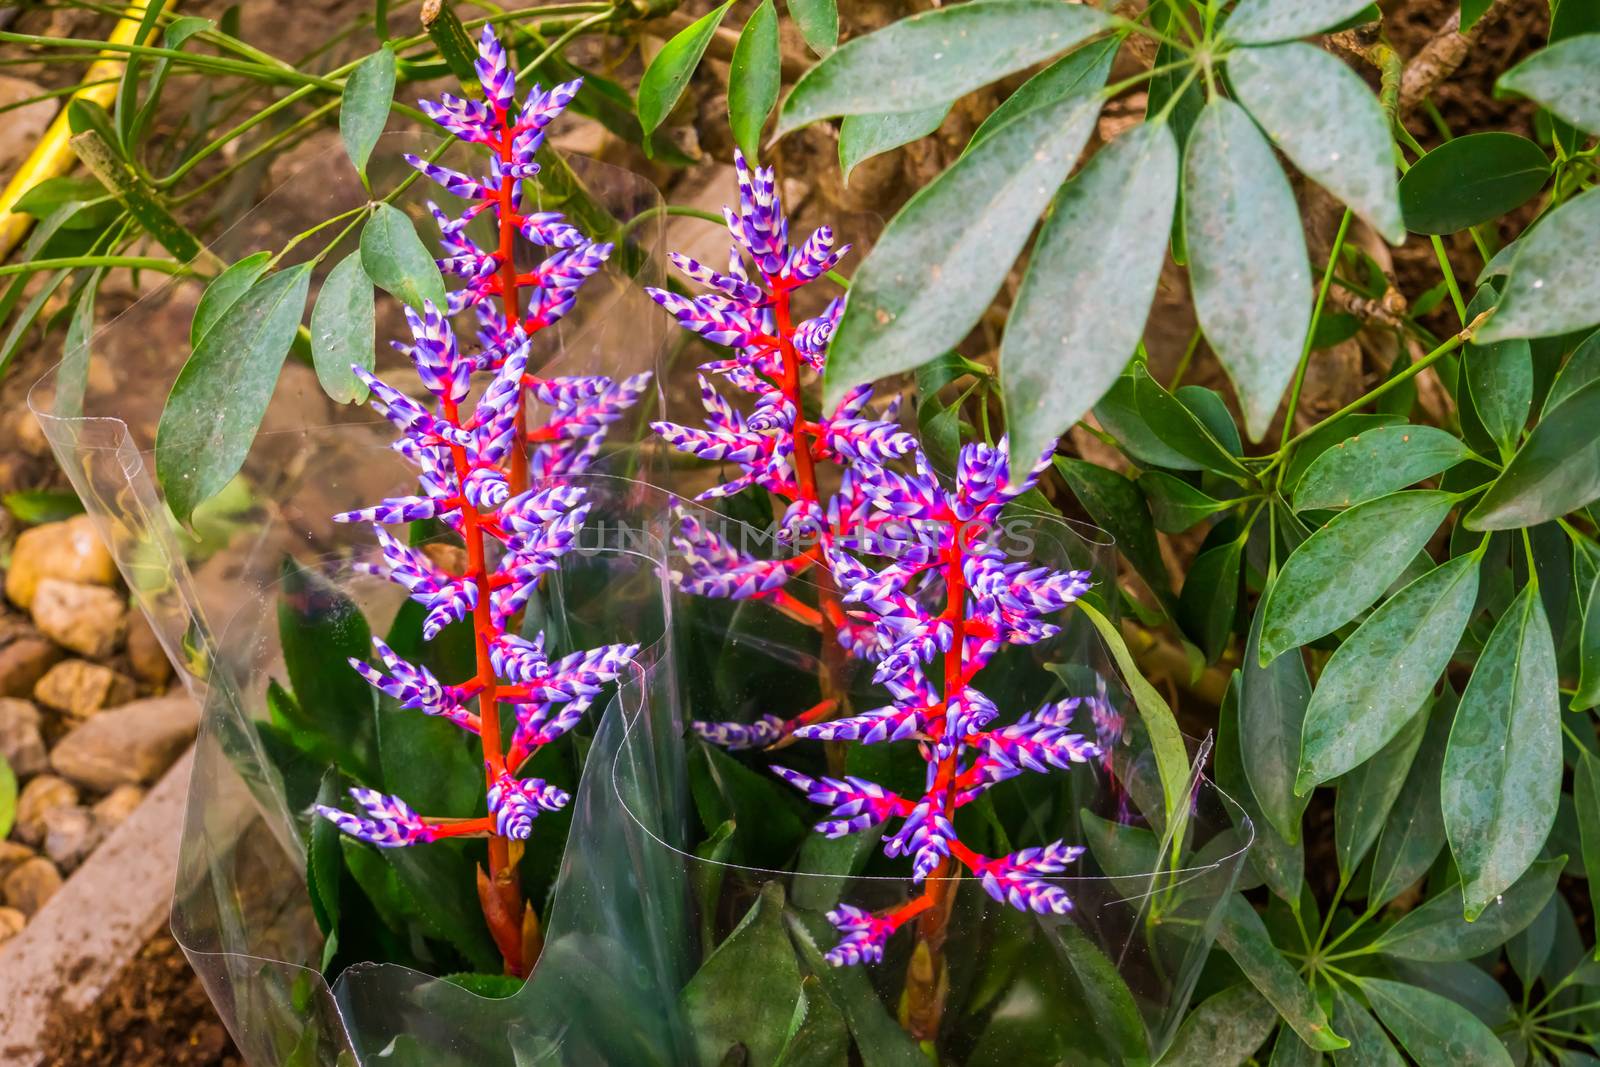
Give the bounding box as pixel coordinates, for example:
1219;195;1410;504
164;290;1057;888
495;111;531;498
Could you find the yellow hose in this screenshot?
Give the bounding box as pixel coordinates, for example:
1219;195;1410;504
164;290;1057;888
0;6;151;258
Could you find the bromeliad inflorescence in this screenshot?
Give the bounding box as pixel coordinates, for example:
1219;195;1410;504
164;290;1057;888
314;26;648;977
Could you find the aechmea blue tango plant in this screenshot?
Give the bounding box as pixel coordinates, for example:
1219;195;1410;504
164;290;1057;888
313;26;647;978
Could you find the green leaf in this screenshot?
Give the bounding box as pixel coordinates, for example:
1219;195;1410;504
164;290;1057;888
340;46;396;179
1462;289;1531;452
1477;185;1600;342
1056;924;1151;1064
1217;895;1348;1051
2;489;85;525
785;914;925;1066
1358;979;1514;1067
1002;122;1178;469
1240;600;1313;844
1293;425;1473;511
1178;536;1243;663
823;90;1101;409
1139;472;1235;533
1328;987;1404;1067
1398;132;1549;235
1576;751;1600;954
772;977;850;1067
157;264;312;523
775;1;1108;135
1296;555;1478;793
966;36;1118;154
1132;363;1251;477
1078;600;1190;824
1498;34;1600;137
786;0;837;55
1372;857;1562;960
360;202;447;314
1368;692;1453;908
1442;583;1560;920
1467;377;1600;529
310;252;375;405
1218;672;1304;902
1094;373;1202;470
0;753;15;839
683;882;803;1067
838;106;951;184
277;557;380;783
1228;43;1403;244
639;1;734;136
1261;491;1453;662
1542;327;1600;416
1055;458;1173;610
1334;702;1426;881
1268;1031;1320;1067
1222;0;1376;44
309;770;343;939
190;251;271;349
1576;569;1600;710
1157;985;1277;1066
1282;413;1404;494
729;0;781;162
1184;98;1311;441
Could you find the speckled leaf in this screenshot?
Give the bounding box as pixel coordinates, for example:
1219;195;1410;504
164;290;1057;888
967;36;1118;153
1158;984;1277;1067
1293;425;1472;511
1499;34;1600;136
1222;0;1376;44
1229;43;1403;243
1240;599;1312;843
360;203;447;314
340;45;396;179
310;252;375;405
823;91;1101;408
729;0;781;161
1296;555;1479;793
1328;988;1404;1067
1466;378;1600;529
1334;703;1426;881
786;0;837;55
1184;99;1311;441
1261;491;1453;663
839;105;951;183
1442;584;1560;920
1218;675;1304;902
1477;185;1600;342
776;2;1108;134
1359;979;1514;1067
1462;288;1532;452
190;250;270;348
1540;327;1600;416
1371;857;1561;960
1003;122;1178;469
1368;692;1453;908
683;882;804;1067
1217;895;1348;1051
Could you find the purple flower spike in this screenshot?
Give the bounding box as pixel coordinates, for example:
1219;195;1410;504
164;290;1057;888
475;24;517;114
316;788;436;848
824;904;898;966
488;774;570;840
975;842;1086;915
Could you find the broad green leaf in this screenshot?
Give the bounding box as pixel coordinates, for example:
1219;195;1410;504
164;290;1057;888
1095;373;1202;470
1398;132;1550;235
1157;985;1276;1066
967;36;1118;153
1178;536;1242;663
1442;583;1560;919
277;557;380;783
1389;957;1515;1031
1222;0;1376;44
1296;554;1479;792
1056;458;1173;609
1082;809;1161;879
1139;472;1236;533
1293;425;1473;511
308;770;343;939
1368;692;1452;908
1261;491;1453;663
2;489;84;525
839;106;951;184
1056;924;1151;1064
1079;600;1191;823
1358;979;1514;1067
1498;34;1600;136
340;45;396;179
310;252;375;405
158;264;312;523
1576;751;1600;954
776;2;1109;134
1477;185;1600;342
1241;600;1313;843
1372;857;1562;960
190;250;271;349
785;914;925;1066
1219;673;1303;902
1462;288;1531;452
1003;122;1178;469
1334;703;1426;881
1329;988;1402;1067
823;91;1101;408
729;1;781;162
1282;413;1404;494
786;0;837;55
360;203;447;314
1542;328;1600;416
1184;98;1311;441
639;1;734;136
772;976;850;1067
1228;43;1403;243
1576;569;1600;710
683;883;804;1067
1132;363;1251;477
1507;896;1556;987
1217;895;1347;1051
0;754;14;839
1467;377;1600;529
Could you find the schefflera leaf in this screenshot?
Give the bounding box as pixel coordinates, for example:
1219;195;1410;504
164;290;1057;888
1221;0;1376;45
310;252;375;404
1183;98;1311;441
1442;583;1560;921
1358;978;1515;1067
823;90;1102;407
1476;184;1600;342
1216;895;1348;1051
1466;376;1600;530
1498;33;1600;137
1228;43;1404;244
1293;424;1473;511
838;106;951;184
1002;122;1178;470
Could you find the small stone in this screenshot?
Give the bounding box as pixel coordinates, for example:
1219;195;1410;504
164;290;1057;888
49;694;199;791
12;775;78;846
125;611;172;686
0;842;35;881
2;857;62;916
0;636;60;698
90;784;145;834
33;660;136;717
42;805;101;871
0;697;46;778
30;579;126;659
0;905;24;945
4;515;117;611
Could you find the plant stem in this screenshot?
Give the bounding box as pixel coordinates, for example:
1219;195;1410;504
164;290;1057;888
0;255;190;277
1430;234;1468;324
